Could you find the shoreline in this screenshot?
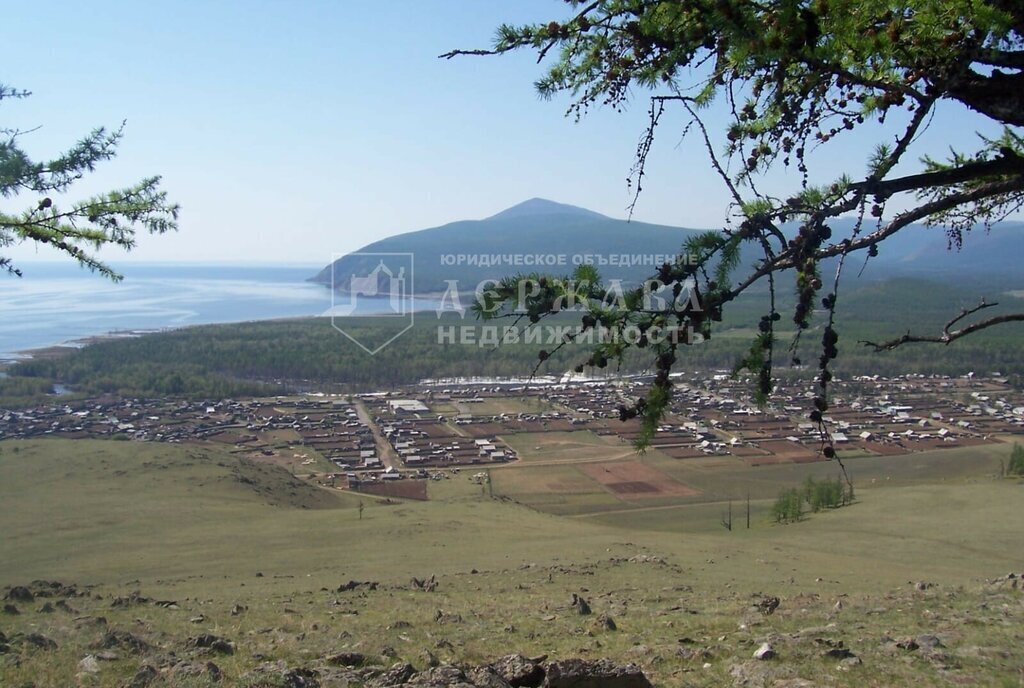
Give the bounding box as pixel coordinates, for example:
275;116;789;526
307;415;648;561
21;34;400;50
0;306;451;369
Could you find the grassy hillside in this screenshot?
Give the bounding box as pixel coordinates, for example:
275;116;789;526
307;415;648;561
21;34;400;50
1;439;1023;686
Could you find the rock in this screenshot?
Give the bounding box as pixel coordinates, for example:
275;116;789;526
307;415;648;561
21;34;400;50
38;601;55;613
838;656;862;669
916;634;943;649
914;581;933;591
122;664;159;688
190;614;206;624
171;660;214;679
595;614;616;631
753;642;776;660
407;665;467;686
190;633;235;655
370;661;416;687
111;592;151;608
78;655;101;675
95;651;120;661
93;630;151;654
466;666;515;688
4;585;34;603
231;603;248;615
24;632;58;650
570;593;592;615
281;667;320;687
756;596;780;616
206;662;224;682
423;650;440;668
491;654;545;687
542;658;651;688
327;651;366;667
2;603;19;615
55;599;77;613
823;647;856;660
338;580;379;592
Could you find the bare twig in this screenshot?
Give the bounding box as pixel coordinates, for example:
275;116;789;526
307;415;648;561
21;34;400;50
860;301;1024;351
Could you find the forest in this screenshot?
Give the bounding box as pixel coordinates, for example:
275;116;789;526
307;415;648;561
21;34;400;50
1;276;1021;408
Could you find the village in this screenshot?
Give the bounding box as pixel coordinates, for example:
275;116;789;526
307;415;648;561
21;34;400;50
2;371;1023;501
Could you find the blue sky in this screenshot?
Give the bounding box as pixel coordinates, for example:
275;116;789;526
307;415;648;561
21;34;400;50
2;1;1017;266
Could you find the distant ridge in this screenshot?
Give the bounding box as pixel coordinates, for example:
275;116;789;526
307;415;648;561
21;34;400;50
311;199;702;293
311;200;1024;294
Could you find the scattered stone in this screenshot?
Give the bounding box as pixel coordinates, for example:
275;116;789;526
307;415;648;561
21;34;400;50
753;642;776;660
327;651;366;667
543;658;651;688
231;603;248;616
894;637;920;651
571;593;592;615
839;656;862;669
595;614;616;631
916;634;944;650
24;632;58;650
190;614;206;624
3;603;19;615
371;661;416;687
93;630;151;654
78;655;101;675
171;660;222;681
189;633;235;655
38;601;55;613
914;581;934;591
423;649;440;668
466;665;516;688
823;647;856;660
756;596;780;616
122;664;159;688
111;592;151;608
55;599;78;613
338;580;379;592
4;585;34;603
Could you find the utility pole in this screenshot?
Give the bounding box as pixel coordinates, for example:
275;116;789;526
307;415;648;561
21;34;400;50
746;492;751;529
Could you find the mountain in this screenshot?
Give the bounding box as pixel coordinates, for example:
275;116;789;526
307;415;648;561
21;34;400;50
311;199;705;294
311;200;1024;295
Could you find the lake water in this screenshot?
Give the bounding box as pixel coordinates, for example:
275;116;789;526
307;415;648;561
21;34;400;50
0;263;440;360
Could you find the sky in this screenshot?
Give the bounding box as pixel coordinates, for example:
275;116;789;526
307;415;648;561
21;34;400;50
2;0;1018;267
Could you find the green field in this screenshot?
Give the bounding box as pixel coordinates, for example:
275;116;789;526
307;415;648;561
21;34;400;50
1;438;1023;686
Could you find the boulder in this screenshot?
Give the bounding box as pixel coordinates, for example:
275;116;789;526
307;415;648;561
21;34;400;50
542;658;651;688
491;654;545;687
92;630;151;654
189;633;235;655
753;642;776;660
4;586;34;603
22;632;57;650
327;651;366;667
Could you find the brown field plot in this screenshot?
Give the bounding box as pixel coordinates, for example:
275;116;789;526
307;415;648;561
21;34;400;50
578;460;701;499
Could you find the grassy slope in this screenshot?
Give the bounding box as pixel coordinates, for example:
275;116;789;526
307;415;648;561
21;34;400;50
1;438;1023;686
